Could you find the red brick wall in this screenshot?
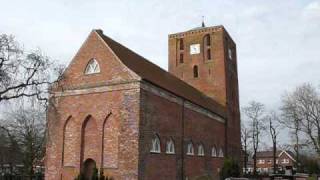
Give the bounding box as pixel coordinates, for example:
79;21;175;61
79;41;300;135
45;31;141;180
168;27;227;106
168;27;241;160
139;86;225;180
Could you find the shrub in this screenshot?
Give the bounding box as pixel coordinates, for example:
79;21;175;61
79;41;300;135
220;158;240;180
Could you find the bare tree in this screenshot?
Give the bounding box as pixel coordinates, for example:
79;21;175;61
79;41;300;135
241;122;250;175
281;83;320;165
1;99;46;177
265;111;280;174
0;34;62;103
242;101;265;175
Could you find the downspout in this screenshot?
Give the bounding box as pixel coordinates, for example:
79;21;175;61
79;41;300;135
181;99;185;180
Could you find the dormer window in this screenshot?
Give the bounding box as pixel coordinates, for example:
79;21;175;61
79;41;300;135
85;59;100;74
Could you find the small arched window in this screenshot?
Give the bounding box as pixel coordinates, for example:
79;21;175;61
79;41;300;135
179;53;184;63
193;65;199;78
187;142;194;155
198;144;205;156
228;48;233;60
219;148;224;157
204;34;211;46
179;38;184;50
85;59;100;74
207;49;211;60
166;138;175;154
150;135;161;153
211;146;217;157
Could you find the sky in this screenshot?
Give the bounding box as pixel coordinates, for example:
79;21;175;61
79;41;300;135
1;0;320;110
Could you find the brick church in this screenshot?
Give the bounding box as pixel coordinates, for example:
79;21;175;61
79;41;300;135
45;24;241;180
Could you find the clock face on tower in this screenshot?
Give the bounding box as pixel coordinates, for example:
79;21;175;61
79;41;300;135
190;44;200;55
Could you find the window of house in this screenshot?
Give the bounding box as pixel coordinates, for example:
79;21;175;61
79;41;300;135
258;159;265;164
211;146;217;157
85;59;100;74
179;53;184;63
187;142;194;155
282;158;289;164
219;148;224;157
198;144;205;156
150;135;161;153
166;138;175;154
193;65;199;78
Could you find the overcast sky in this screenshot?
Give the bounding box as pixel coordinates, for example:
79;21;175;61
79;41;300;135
1;0;320;110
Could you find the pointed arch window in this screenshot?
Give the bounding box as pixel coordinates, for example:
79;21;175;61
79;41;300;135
219;148;224;157
207;49;211;60
204;34;211;46
179;38;184;50
211;146;217;157
228;48;233;60
85;58;100;74
198;144;205;156
187;142;194;155
166;138;175;154
204;34;212;61
179;53;184;63
150;135;161;153
193;65;199;78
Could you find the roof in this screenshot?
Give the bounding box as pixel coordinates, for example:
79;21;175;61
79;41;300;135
256;150;295;160
256;151;282;158
95;30;227;118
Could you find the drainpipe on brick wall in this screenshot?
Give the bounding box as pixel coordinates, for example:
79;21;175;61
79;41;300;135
181;99;185;180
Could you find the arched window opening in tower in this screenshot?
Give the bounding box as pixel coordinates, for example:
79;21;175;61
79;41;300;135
205;34;211;46
193;65;199;78
207;49;211;60
179;38;184;50
179;53;184;63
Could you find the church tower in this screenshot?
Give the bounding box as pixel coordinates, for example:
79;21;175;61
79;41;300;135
168;25;241;157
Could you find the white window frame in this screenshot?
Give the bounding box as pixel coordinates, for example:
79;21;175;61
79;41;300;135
150;135;161;153
211;147;217;157
166;139;175;154
219;148;224;157
198;144;205;156
187;142;194;155
85;58;100;74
